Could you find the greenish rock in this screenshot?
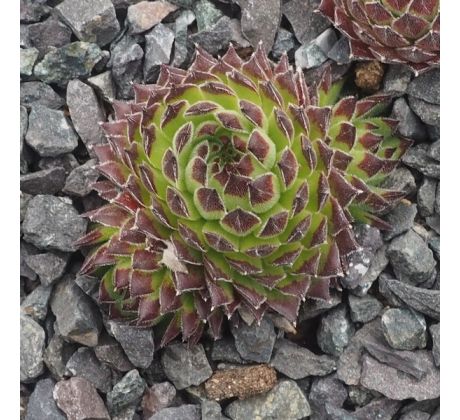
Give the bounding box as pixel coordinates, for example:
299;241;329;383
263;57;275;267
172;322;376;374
20;48;39;77
194;0;223;32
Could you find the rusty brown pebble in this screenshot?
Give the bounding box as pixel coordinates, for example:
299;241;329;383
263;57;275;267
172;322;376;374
355;61;385;92
204;364;277;401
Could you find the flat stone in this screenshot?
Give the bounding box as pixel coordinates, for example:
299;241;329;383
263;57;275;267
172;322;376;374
317;304;355;356
402;143;440;179
351;246;389;296
383;202;417;241
149;405;201;420
309;375;347;420
20;241;39;281
44;335;77;380
127;0;178;34
50;276;102;346
106;320;154;368
24;252;69;286
20;167;66;195
21;47;39;77
87;71;116;101
27;16;73;57
22;195;87;252
201;400;228;420
387;230;436;285
21;285;52;322
66;348;113;393
144;23;175;82
381;166;417;195
272;28;297;59
56;0;120;46
407;69;440;105
190;16;233;55
429;323;440;366
21;81;63;109
20;314;46;382
354;399;402;420
236;0;281;52
211;338;245;364
107;369;146;414
392;97;427;142
327;36;351;64
348;294;382;323
225;379;311;420
53;377;110;420
34;42;103;86
21;0;50;23
418;178;437;217
231;317;276;363
295;42;327;69
39;154;79;176
25;105;78;157
94;335;134;372
63;160;100;197
408;96;440;127
360;352;439;401
25;378;65;420
20;191;32;222
141;382;176;418
172;9;195;67
194;0;223;31
383;64;413;95
299;290;342;321
161;343;212;390
270;338;336;379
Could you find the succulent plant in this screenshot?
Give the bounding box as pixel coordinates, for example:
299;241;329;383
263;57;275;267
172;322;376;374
318;0;440;74
77;44;411;346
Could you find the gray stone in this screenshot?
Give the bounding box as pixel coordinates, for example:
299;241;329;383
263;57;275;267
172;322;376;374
87;71;116;101
144;23;175;82
408;96;440;127
25;106;78;157
25;252;69;286
20;314;46;382
315;28;338;55
434;183;440;213
63;160;100;197
39;154;80;177
360;352;439;401
327;36;351;64
21;24;31;48
21;48;39;77
149;405;200;420
190;16;233;55
381;166;417;195
34;42;103;86
425;214;439;234
309;375;347;420
66;348;113;393
27;16;73;57
271;338;336;379
383;64;413;95
21;285;52;322
20;241;38;281
141;382;176;418
299;290;342;321
56;0;120;46
225;379;311;420
194;0;223;31
229;19;251;48
20;0;50;23
347;386;374;407
354;224;383;251
407;69;440;105
418;178;437;217
172;10;195;67
400;411;431;420
50;277;102;346
106;320;154;368
342;248;374;289
95;336;134;372
21;82;64;109
21;167;66;195
383;202;417;241
387;230;436;285
402;143;440;179
321;404;356;420
127;0;177;34
53;377;110;420
211;338;245;364
107;370;146;414
283;0;330;44
348;294;382;323
317;304;355;356
428;140;440;161
44;335;77;380
22;195;87;252
392;97;427;142
113;0;145;7
430;408;440;420
429;323;440;367
201;400;228;420
231;317;276;363
354;399;402;420
20;105;30;174
272;28;298;59
21;192;32;222
351;246;388;296
25;378;65;420
74;275;99;301
236;0;281;52
295;42;327;69
161;343;212;390
428;235;440;260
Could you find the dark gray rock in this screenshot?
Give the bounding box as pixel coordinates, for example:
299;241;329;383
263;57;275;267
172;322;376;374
341;248;374;289
317;304;355;356
194;0;223;31
350;246;388;296
387;230;436;285
407;69;440;105
418;178;437;217
270;338;336;379
50;276;102;346
21;82;64;110
400;411;431;420
39;155;80;177
149;405;201;420
20;0;50;23
392;97;427;142
113;0;145;7
56;0;120;46
225;379;311;420
27;16;73;57
354;224;384;251
107;369;146;414
20;167;66;195
383;202;417;241
428;140;440;161
347;386;374;407
87;71;116;101
63;160;99;197
295;42;327;69
272;28;298;59
161;343;212;390
22;195;87;252
34;42;103;86
408;96;440;127
141;381;176;418
66;347;113;393
53;377;110;420
144;23;175;82
21;285;52;322
429;323;440;367
201;400;228;420
309;375;347;420
402;143;440;179
25;378;65;420
383;64;413;95
21;192;32;222
20;241;39;281
425;214;439;235
348;294;382;323
354;399;402;420
20;314;46;382
20;105;30;174
44;335;77;380
127;0;177;34
381;166;417;195
172;10;195;67
105;320;154;368
231;317;276;363
428;235;440;260
299;290;342;321
25;252;69;286
190;16;233;55
21;47;39;77
236;0;281;52
94;336;134;372
21;24;31;48
321;404;356;420
211;338;245;364
327;36;351;65
74;274;99;301
25;106;78;157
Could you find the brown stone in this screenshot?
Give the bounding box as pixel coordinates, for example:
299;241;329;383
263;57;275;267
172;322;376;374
355;61;385;92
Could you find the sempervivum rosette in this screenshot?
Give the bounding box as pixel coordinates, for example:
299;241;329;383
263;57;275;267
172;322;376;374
77;44;411;346
318;0;440;74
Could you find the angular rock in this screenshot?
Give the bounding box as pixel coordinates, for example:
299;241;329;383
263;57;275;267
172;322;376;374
25;105;78;157
342;248;374;289
407;69;440;105
194;0;223;31
381;166;417;195
295;42;327;69
392;97;427;142
408;96;440;127
20;167;66;195
299;290;342;321
348;294;382;323
87;71;116;101
317;304;355;356
418;178;437;217
327;36;351;64
34;42;103;86
127;0;177;34
383;64;413;95
21;82;64;110
231;317;276;363
383;202;417;241
21;47;39;77
22;195;87;252
63;160;100;197
20;314;46;382
25;378;66;420
20;105;30;174
105;320;154;368
211;338;245;364
20;241;38;281
387;230;436;285
172;10;195;67
56;0;120;46
354;399;402;420
20;0;50;23
402;143;440;179
309;375;347;420
24;252;69;286
107;369;146;415
149;405;201;420
225;379;311;420
400;411;431;420
21;191;32;222
94;335;134;372
201;400;228;420
429;140;440;161
190;16;233;55
21;285;52;322
271;339;336;379
53;377;110;420
50;276;102;346
144;23;175;82
27;16;72;57
141;382;176;418
161;343;212;390
44;335;77;380
429;323;440;367
382;308;427;351
347;386;374;407
39;154;80;175
272;28;298;59
236;0;281;52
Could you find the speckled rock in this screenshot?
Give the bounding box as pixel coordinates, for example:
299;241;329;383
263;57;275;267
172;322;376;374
144;23;175;82
63;160;100;197
25;378;65;420
21;82;65;109
384;64;413;95
272;28;298;59
149;405;201;420
27;16;73;57
44;335;77;380
24;252;69;286
21;285;52;321
429;323;440;366
392;97;426;142
20;314;46;382
408;96;439;127
21;47;39;76
87;71;116;101
309;375;348;420
127;0;177;34
348;294;383;323
20;167;66;195
407;69;439;105
106;369;146;414
402;144;440;179
383;202;417;241
418;178;437;217
94;336;134;372
201;400;229;420
381;308;427;350
141;382;176;418
189;16;233;55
